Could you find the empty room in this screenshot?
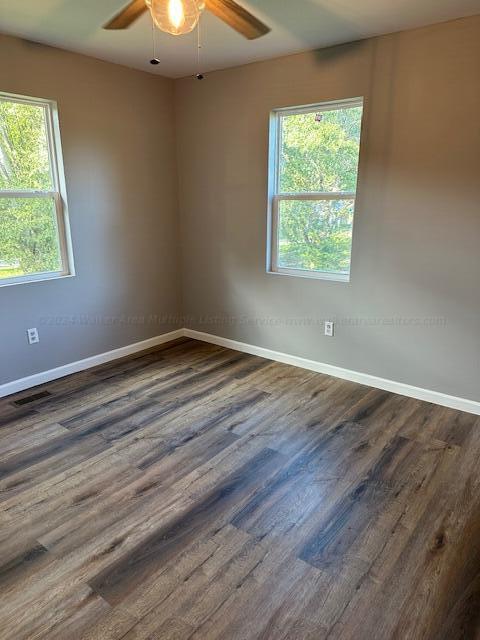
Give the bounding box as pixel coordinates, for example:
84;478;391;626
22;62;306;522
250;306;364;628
0;1;479;638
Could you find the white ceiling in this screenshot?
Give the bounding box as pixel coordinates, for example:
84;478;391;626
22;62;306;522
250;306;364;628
0;0;478;78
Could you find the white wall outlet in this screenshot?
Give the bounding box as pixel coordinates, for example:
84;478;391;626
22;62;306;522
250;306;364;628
325;321;334;338
27;328;40;345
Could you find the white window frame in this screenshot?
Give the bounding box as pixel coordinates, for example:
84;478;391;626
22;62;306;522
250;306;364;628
0;91;74;287
267;97;363;283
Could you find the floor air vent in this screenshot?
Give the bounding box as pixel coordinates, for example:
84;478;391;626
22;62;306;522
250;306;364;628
13;390;52;406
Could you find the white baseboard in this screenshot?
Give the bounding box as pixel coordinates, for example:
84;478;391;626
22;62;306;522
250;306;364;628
184;328;480;416
2;327;479;416
0;329;185;399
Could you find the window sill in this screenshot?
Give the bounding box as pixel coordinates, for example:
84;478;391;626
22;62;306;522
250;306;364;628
0;272;75;288
267;268;350;283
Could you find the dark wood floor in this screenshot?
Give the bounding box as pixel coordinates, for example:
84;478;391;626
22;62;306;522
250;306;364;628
0;338;479;640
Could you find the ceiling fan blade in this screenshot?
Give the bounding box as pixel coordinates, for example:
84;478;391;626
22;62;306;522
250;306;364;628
103;0;148;29
205;0;271;40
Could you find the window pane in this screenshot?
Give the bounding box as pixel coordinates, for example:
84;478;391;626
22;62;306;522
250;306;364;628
0;99;53;191
277;199;354;275
0;197;63;280
279;105;362;194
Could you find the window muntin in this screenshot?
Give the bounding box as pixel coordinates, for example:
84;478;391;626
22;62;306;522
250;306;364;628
0;92;73;286
269;98;363;281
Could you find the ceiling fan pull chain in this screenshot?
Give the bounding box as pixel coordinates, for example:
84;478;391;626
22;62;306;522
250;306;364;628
150;13;160;65
196;14;204;79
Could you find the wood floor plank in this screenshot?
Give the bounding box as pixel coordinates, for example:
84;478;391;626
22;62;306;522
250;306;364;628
88;447;286;605
120;616;195;640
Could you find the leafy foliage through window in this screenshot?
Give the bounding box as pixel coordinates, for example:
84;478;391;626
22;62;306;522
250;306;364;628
269;98;363;280
0;93;72;285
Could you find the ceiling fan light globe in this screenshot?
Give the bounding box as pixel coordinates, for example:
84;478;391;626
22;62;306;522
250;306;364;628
150;0;203;36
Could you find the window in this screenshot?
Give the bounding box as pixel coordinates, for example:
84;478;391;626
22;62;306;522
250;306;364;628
268;97;364;282
0;92;73;286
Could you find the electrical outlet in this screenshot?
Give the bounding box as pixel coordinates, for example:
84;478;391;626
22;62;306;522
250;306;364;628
27;328;39;345
325;321;334;338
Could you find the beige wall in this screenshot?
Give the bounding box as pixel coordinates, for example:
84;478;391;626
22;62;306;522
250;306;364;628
0;34;180;384
175;16;480;401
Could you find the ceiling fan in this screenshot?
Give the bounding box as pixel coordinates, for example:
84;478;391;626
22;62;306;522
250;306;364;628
104;0;271;39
